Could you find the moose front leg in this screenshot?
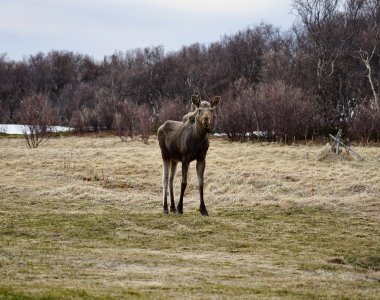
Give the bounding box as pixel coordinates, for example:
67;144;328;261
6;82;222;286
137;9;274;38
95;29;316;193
162;159;170;214
169;160;178;213
177;160;189;214
196;159;208;216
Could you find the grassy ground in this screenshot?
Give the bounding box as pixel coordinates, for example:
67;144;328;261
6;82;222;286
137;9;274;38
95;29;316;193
0;135;379;299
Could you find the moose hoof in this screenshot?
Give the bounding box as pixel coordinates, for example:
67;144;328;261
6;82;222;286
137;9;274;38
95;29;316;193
200;209;209;216
170;206;177;213
177;207;183;215
163;207;169;214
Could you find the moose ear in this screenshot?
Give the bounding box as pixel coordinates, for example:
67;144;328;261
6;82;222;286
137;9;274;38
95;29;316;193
191;95;200;108
210;96;221;108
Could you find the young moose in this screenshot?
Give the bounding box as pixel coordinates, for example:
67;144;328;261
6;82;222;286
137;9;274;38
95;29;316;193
157;95;221;216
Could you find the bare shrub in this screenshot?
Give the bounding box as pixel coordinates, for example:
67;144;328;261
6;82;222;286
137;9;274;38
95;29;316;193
113;112;129;141
0;105;9;124
59;82;95;124
113;101;153;143
113;101;138;141
82;107;100;131
348;103;380;144
17;93;56;148
257;81;317;143
70;109;86;132
136;104;152;144
158;98;188;125
218;84;256;141
94;90;120;130
218;80;316;143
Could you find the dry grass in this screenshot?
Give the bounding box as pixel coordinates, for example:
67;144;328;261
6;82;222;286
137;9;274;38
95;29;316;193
0;136;379;299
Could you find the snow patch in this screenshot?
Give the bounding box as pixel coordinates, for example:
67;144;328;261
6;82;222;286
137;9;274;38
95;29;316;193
0;124;72;135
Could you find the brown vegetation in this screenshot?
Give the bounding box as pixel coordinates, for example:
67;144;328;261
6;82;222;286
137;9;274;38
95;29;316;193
0;136;379;298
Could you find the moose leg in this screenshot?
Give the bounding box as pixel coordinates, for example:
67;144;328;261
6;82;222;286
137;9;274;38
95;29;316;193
169;161;178;213
177;160;189;214
196;160;208;216
162;159;170;214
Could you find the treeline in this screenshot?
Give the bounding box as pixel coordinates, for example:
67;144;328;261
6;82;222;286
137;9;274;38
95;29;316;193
0;0;379;143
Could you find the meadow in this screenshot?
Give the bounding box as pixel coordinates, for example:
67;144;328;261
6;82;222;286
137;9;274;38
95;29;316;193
0;135;379;299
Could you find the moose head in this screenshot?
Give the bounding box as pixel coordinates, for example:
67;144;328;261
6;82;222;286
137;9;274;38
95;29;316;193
191;95;220;133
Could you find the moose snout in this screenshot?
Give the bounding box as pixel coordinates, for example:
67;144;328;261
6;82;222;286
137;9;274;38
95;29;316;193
202;117;211;128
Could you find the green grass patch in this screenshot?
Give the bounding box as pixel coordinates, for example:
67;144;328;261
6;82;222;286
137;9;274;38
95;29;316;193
1;201;379;299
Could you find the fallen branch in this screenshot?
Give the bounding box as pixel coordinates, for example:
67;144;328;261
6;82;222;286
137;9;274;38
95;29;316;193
329;134;365;161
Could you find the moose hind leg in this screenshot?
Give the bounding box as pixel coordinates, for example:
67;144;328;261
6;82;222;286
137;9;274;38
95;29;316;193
177;161;189;214
196;160;208;216
169;161;178;213
162;159;170;214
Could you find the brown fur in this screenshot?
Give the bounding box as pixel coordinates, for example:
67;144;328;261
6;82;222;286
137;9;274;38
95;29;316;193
157;95;220;215
182;109;197;123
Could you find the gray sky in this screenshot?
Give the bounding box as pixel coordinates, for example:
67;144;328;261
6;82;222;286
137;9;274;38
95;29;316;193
1;0;295;61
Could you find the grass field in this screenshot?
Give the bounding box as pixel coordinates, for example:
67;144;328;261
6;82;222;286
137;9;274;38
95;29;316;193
0;135;379;299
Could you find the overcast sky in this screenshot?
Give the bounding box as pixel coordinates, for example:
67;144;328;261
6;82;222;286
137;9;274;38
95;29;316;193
1;0;295;61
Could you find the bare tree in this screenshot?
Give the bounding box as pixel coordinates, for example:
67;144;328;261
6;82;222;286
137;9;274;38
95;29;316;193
17;93;56;148
292;0;347;127
351;0;380;110
292;0;342;83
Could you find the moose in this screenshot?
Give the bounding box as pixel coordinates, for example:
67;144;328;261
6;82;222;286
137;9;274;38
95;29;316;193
157;95;221;216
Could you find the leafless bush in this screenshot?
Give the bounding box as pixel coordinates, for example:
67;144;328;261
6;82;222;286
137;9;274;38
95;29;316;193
158;98;188;125
82;107;100;131
0;106;9;124
257;81;317;143
113;112;129;141
113;101;138;141
95;90;120;130
17;93;56;148
136;104;152;144
348;102;380;145
218;80;316;143
218;84;257;141
70;105;104;133
113;101;153;143
59;82;95;124
70;109;86;132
